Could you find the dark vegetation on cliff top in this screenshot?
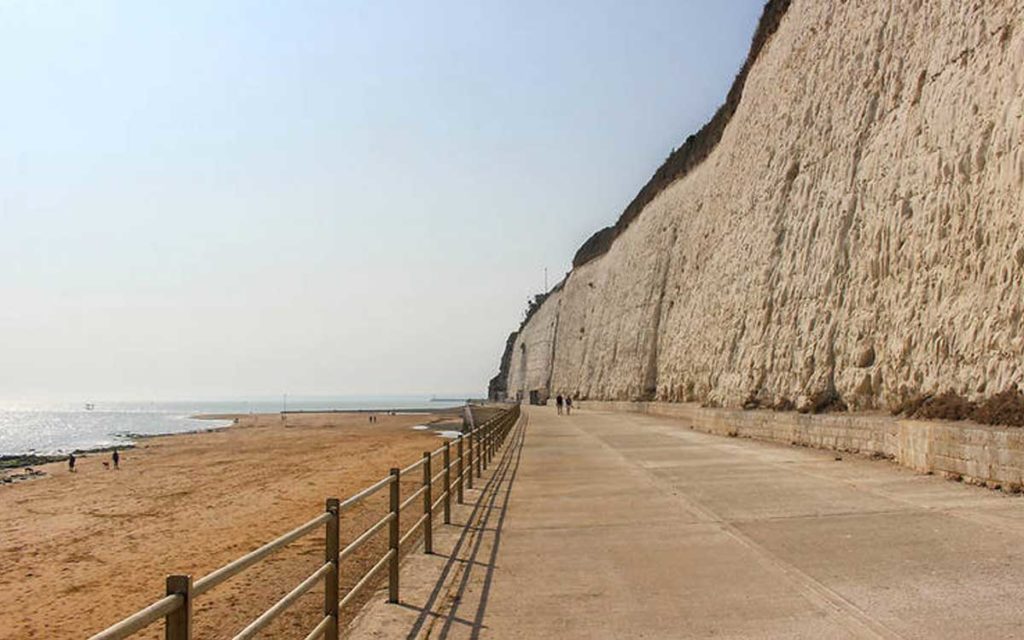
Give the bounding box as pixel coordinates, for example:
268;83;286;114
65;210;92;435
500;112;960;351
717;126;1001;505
572;0;792;268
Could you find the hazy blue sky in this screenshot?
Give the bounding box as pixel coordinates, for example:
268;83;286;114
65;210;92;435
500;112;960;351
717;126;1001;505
0;1;764;401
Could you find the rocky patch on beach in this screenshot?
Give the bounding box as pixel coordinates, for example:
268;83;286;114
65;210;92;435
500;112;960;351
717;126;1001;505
1;467;46;484
0;454;64;471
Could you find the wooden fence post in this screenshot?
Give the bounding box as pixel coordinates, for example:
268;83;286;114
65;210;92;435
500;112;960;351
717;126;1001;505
476;428;484;477
443;443;452;525
479;428;486;471
165;575;192;640
485;423;493;467
324;498;340;640
467;432;475;488
388;468;400;603
422;452;433;554
456;436;464;504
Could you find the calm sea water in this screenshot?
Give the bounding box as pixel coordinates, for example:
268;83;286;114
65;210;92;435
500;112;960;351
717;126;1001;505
0;396;470;456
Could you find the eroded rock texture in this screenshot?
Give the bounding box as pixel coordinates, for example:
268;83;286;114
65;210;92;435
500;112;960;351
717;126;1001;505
496;0;1024;411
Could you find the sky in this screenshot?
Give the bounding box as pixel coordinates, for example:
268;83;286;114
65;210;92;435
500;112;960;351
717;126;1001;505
0;0;764;402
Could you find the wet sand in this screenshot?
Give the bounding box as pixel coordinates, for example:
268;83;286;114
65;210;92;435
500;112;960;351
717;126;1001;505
0;411;456;639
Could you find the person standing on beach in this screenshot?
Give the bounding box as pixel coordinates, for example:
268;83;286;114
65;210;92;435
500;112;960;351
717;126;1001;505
112;449;120;470
565;396;573;415
68;453;76;473
556;394;564;415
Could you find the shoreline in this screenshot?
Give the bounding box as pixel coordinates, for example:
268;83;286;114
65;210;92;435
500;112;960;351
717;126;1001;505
191;406;464;420
1;405;469;471
0;406;469;479
0;444;136;473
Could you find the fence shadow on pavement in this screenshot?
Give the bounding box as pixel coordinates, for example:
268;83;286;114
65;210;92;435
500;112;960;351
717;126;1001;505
396;412;528;639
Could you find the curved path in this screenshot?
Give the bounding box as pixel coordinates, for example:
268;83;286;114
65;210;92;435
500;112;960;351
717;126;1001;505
350;405;1024;639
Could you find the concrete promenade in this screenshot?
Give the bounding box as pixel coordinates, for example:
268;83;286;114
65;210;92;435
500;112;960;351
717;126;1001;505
349;406;1024;639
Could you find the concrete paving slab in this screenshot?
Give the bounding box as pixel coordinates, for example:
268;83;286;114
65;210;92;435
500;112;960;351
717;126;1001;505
735;510;1024;638
348;406;1024;639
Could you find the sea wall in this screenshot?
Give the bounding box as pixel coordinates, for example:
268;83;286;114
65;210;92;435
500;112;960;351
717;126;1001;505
579;401;1024;490
496;0;1024;411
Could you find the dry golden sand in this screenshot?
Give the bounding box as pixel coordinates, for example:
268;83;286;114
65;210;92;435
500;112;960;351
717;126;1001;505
0;411;456;639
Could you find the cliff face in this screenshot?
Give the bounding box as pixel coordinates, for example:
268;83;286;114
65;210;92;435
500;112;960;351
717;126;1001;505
506;289;562;403
487;332;518;401
496;0;1024;411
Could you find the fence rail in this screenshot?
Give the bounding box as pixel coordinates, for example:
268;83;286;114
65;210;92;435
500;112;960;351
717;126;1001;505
87;404;521;640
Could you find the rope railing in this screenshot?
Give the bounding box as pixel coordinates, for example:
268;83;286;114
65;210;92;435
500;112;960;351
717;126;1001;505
87;403;522;640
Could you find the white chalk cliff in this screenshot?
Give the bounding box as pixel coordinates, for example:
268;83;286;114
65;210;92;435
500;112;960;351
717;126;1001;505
492;0;1024;412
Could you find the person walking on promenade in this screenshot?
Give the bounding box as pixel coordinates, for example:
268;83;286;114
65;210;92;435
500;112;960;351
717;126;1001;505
68;453;76;473
555;394;564;415
565;396;573;415
112;449;120;470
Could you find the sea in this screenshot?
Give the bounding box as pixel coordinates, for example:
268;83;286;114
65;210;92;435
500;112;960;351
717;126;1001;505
0;396;471;456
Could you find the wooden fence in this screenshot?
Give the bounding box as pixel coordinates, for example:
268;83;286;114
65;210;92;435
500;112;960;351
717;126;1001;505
88;404;522;640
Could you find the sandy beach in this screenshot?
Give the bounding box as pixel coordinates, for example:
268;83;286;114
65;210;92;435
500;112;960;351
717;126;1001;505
0;410;465;639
